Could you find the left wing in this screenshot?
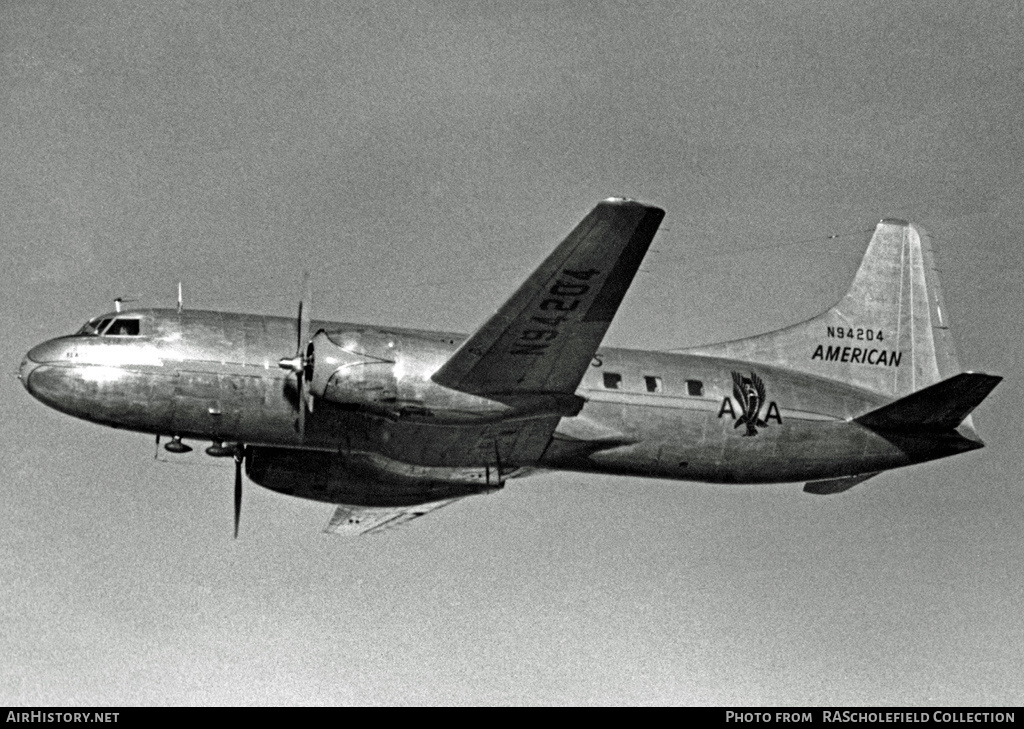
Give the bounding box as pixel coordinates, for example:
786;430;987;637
324;498;461;536
431;198;665;403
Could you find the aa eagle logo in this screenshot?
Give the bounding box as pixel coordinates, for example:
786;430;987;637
716;371;782;436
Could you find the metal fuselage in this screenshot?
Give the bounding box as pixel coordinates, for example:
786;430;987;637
21;308;972;496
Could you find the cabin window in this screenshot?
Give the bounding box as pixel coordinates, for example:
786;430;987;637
686;379;704;397
603;372;622;389
644;376;663;393
106;318;140;336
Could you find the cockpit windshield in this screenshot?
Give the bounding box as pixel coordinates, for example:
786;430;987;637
76;317;141;337
77;317;111;336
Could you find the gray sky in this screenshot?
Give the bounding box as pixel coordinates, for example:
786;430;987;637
2;0;1022;705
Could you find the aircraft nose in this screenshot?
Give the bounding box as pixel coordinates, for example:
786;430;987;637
26;339;67;365
18;354;35;388
19;340;65;392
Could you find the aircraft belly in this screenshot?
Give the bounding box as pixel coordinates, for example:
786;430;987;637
234;374;300;444
169;369;301;445
543;399;721;479
710;420;916;482
544;397;919;484
624;400;711;473
123;371;173;431
170;370;223;436
652;409;724;478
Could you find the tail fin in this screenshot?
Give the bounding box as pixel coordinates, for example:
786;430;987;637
679;220;962;399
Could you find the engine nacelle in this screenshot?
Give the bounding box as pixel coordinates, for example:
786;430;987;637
246;446;500;506
307;329;398;407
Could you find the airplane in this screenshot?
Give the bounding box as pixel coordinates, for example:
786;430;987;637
19;198;1002;536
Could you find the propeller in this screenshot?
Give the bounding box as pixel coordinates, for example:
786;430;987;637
278;273;313;434
234;447;244;539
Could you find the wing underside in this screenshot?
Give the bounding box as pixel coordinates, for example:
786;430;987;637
431;199;665;399
317;200;666;535
324;499;462;536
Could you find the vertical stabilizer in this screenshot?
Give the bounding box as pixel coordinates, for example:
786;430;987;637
679;220;962;400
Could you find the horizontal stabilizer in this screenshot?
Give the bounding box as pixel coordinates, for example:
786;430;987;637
804;472;880;496
854;372;1002;432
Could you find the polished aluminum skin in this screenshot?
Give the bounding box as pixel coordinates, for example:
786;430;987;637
19;201;1001;534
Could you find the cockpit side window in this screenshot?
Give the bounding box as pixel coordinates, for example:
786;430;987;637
105;318;140;336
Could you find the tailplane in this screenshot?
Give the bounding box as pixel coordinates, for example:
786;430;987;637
679;220;963;400
854;372;1002;434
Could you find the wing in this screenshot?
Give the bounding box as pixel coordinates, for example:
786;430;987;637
324;498;462;536
431;199;665;402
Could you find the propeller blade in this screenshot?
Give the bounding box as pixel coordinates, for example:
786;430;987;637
234;450;243;539
298;272;311;354
297;273;312;435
